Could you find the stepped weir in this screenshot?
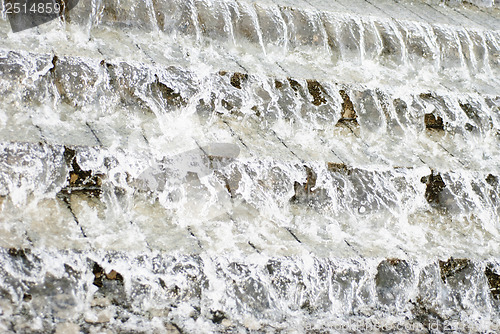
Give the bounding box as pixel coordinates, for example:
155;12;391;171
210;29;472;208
1;0;500;332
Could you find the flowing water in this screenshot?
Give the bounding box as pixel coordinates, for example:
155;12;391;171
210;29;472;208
0;0;500;333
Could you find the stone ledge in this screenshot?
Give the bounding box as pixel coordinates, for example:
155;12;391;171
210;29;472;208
1;0;499;91
0;247;499;333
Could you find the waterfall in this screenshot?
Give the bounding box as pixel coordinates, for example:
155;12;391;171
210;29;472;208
0;0;499;332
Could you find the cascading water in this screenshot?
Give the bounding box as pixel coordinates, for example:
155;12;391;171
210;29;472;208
0;0;499;332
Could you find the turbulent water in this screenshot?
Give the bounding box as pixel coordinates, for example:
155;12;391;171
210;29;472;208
0;0;500;333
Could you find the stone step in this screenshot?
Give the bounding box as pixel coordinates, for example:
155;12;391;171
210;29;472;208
0;140;498;259
58;0;500;32
0;247;498;333
1;0;499;92
0;51;499;173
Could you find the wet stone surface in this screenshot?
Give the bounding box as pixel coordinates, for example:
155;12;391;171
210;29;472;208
0;0;500;332
0;249;498;332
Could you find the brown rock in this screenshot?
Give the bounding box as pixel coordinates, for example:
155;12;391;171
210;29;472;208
424;113;444;130
338;90;357;121
230;72;248;89
438;258;470;283
307;80;327;106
